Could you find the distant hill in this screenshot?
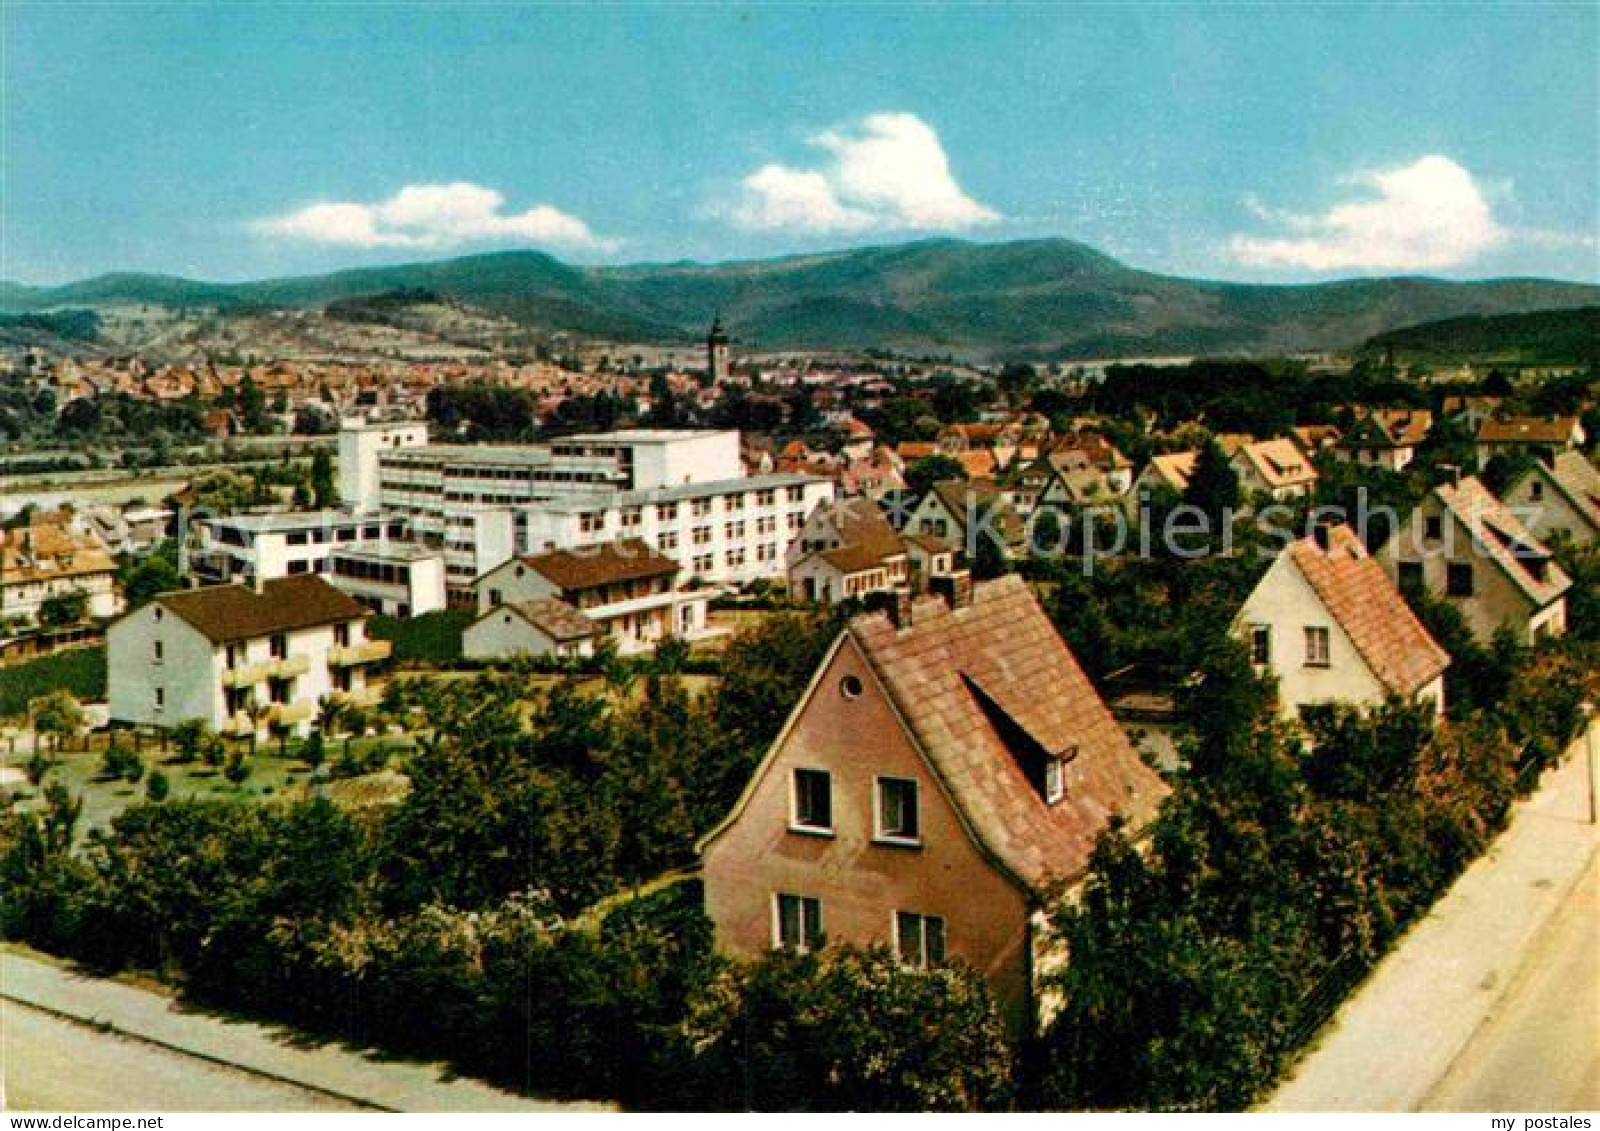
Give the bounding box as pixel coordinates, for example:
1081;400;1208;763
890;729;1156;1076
1362;306;1600;366
4;239;1597;361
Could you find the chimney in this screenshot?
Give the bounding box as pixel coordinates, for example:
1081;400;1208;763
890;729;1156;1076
929;568;974;609
250;571;265;595
888;588;914;629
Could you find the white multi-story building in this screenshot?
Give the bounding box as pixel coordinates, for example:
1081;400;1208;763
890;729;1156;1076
108;575;390;740
348;424;833;591
187;510;450;616
0;522;123;627
338;419;431;512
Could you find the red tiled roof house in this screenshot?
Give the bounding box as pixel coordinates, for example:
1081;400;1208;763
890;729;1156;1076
698;576;1168;1032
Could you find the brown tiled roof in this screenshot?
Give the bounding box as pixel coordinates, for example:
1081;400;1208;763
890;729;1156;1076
953;449;1000;479
156;575;368;644
849;576;1169;892
1145;450;1198;491
1477;416;1582;444
928;479;1026;546
1543;451;1600;529
817;543;904;575
521;538;678;592
1235;438;1318;488
827;498;905;559
507;598;599;643
1437;477;1573;608
1293;424;1343;452
1289;525;1449;697
0;524;117;587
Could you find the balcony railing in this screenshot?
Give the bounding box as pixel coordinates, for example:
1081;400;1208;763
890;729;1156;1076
271;654;310;678
329;639;392;667
266;700;315;727
221;662;272;688
329;685;381;709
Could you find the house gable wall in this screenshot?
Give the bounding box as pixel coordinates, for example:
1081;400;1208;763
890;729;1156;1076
702;633;1033;1027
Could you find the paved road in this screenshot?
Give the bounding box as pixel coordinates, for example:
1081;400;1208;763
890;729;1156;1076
1421;855;1599;1112
2;1000;362;1112
1267;733;1599;1112
1;949;612;1112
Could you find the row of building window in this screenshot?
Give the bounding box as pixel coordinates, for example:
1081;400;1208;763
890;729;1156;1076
793;768;922;843
773;894;946;967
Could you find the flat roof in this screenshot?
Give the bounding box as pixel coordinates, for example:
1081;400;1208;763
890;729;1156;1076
205;509;380;533
329;541;441;563
530;471;831;513
557;429;737;444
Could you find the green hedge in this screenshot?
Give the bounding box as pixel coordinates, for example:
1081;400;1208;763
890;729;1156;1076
366;609;472;664
0;646;106;718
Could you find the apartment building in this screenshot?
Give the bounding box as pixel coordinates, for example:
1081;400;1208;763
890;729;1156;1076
187;510;450;616
350;423;835;589
108;575;390;739
467;538;711;659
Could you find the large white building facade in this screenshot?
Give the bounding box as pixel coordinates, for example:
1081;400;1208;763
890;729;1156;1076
187;510;449;617
343;424;833;595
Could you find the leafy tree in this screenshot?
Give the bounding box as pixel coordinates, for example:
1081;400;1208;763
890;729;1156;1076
904;454;966;500
30;691;85;754
38;590;88;627
1183;440;1240;526
118;540;181;611
146;770;170;802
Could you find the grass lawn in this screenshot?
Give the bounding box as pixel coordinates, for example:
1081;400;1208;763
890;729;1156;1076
1;730;419;840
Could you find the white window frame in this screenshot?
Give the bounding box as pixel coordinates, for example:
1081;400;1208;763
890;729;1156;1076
1249;623;1271;666
1044;757;1066;804
790;767;834;835
772;893;823;952
1304;625;1331;668
874;775;922;846
893;910;947;969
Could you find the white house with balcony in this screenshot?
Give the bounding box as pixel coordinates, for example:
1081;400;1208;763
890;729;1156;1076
467;538;713;659
108;575;390;740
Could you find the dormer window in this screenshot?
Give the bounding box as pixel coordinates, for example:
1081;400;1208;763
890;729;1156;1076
1044;757;1065;804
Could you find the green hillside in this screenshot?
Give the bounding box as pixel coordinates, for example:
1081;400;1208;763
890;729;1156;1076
4;238;1597;360
1362;306;1600;365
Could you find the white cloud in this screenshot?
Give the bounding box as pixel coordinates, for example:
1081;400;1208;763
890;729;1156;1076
729;112;999;234
1230;155;1506;272
254;182;616;252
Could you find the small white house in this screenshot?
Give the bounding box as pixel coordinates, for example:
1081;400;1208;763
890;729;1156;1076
1229;438;1319;502
108;575;388;740
463;599;600;662
1235;523;1450;720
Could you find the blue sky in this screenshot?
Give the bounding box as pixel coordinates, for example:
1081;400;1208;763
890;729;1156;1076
5;3;1596;284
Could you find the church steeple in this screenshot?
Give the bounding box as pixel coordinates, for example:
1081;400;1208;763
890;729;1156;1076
706;312;731;384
